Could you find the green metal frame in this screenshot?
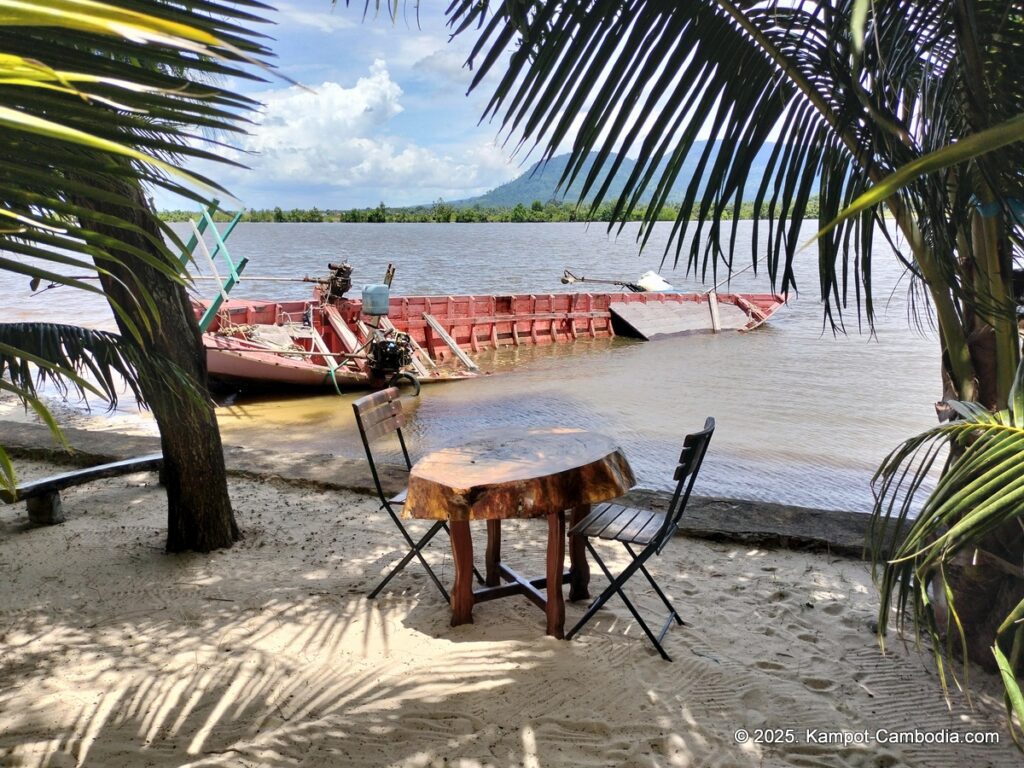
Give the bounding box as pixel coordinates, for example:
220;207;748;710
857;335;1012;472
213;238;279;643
177;199;248;332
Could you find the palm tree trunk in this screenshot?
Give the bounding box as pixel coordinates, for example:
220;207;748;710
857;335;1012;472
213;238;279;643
71;178;238;553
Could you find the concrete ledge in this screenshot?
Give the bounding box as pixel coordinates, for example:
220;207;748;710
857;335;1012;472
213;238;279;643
0;420;886;557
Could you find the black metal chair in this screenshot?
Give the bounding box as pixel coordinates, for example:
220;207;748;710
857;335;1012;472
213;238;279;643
352;387;480;601
565;417;715;660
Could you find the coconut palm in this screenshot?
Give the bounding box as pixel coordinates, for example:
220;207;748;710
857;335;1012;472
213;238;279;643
441;0;1023;708
0;1;275;551
872;358;1024;734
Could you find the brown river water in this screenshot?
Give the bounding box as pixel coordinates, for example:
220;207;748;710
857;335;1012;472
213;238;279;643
1;221;940;512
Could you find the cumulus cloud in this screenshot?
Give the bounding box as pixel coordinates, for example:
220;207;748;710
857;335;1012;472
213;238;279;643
234;61;515;200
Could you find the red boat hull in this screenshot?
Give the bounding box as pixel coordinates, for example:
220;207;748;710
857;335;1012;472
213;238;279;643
197;290;786;389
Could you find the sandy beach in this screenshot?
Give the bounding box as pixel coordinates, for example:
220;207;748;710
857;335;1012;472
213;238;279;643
0;457;1019;768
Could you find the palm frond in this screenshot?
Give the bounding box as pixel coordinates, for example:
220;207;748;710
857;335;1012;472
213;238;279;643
0;321;202;493
871;357;1024;714
0;322;193;409
0;0;275;331
447;0;1024;338
994;597;1024;743
820;112;1024;238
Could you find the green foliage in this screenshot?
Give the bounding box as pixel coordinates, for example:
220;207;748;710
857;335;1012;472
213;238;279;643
446;1;1023;351
0;1;273;492
871;357;1024;736
432;198;455;223
159;198;805;225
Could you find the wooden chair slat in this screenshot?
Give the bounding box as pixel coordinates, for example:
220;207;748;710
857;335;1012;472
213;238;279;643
597;506;643;540
674;445;695;480
360;411;407;442
358;399;403;431
353;387;400;413
575;502;625;537
630;511;667;545
618;509;658;543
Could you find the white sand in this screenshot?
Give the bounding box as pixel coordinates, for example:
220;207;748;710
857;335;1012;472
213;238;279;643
0;463;1019;767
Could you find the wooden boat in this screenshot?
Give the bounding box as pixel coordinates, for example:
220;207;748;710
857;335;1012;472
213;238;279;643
195;264;786;390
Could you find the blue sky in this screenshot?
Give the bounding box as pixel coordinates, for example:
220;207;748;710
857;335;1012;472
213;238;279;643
160;3;522;211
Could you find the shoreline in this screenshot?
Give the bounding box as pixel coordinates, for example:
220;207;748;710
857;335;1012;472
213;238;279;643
0;420;889;557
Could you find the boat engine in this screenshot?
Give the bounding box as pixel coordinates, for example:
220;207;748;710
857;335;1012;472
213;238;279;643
324;262;353;302
368;332;413;378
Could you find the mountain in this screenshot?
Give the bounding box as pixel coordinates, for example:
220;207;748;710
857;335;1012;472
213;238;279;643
450;142;779;208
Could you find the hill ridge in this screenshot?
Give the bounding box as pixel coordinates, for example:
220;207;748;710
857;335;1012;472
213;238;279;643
448;142;775;208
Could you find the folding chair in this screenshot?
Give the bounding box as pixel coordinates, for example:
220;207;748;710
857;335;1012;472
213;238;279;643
352;387;480;601
565;417;715;660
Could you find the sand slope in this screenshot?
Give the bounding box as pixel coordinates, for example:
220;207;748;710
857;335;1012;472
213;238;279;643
0;465;1018;767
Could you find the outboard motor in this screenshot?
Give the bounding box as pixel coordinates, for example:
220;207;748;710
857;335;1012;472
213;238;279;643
360;281;416;389
324;262;353;302
368;334;413;378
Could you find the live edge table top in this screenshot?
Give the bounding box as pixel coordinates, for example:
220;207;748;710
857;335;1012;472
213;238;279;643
403;427;636;523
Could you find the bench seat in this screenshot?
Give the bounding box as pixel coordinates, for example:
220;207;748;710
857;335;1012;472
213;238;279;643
1;453;163;525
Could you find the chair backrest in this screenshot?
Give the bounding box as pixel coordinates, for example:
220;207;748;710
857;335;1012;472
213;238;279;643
352;387;412;502
655;417;715;553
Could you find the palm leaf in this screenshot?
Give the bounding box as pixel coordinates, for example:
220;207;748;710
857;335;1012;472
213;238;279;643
0;2;276;494
819;112;1024;239
993;619;1024;744
444;0;1024;352
872;357;1024;711
0;321;202;492
0;322;192;408
0;0;275;333
0;441;14;496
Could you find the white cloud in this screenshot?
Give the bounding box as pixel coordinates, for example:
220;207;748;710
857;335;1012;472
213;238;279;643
391;34;452;69
246;60;403;155
414;48;469;83
232;61;516;202
275;3;355;33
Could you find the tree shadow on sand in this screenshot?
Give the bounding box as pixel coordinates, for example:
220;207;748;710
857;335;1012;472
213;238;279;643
1;476;1021;767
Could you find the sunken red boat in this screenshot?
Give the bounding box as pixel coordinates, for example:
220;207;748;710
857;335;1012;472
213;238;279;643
194;263;786;391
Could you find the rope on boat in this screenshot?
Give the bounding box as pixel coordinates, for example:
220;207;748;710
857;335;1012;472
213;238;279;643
325;366;344;397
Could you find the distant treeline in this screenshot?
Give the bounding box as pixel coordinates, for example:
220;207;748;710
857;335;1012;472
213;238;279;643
159;198;820;224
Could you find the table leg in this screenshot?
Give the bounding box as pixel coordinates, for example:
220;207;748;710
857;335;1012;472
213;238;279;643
569;504;591;602
449;520;474;626
546;510;566;638
485;519;502;587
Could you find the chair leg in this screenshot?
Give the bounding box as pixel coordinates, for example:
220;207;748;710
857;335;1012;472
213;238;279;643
566;540;674;661
610;581;673;661
565;541;618;640
369;516;450;602
624;542;684;626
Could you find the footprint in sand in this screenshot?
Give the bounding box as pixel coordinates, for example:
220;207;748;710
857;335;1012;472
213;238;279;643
801;676;838;693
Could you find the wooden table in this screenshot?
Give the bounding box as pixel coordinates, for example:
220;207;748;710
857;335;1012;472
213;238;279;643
403;428;635;638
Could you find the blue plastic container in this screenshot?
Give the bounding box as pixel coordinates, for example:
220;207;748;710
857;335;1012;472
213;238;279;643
361;284;391;316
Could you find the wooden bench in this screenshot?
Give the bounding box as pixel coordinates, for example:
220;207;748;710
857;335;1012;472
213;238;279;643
0;453;164;525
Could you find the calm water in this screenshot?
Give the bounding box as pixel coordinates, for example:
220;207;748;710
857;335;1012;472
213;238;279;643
2;221;941;512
